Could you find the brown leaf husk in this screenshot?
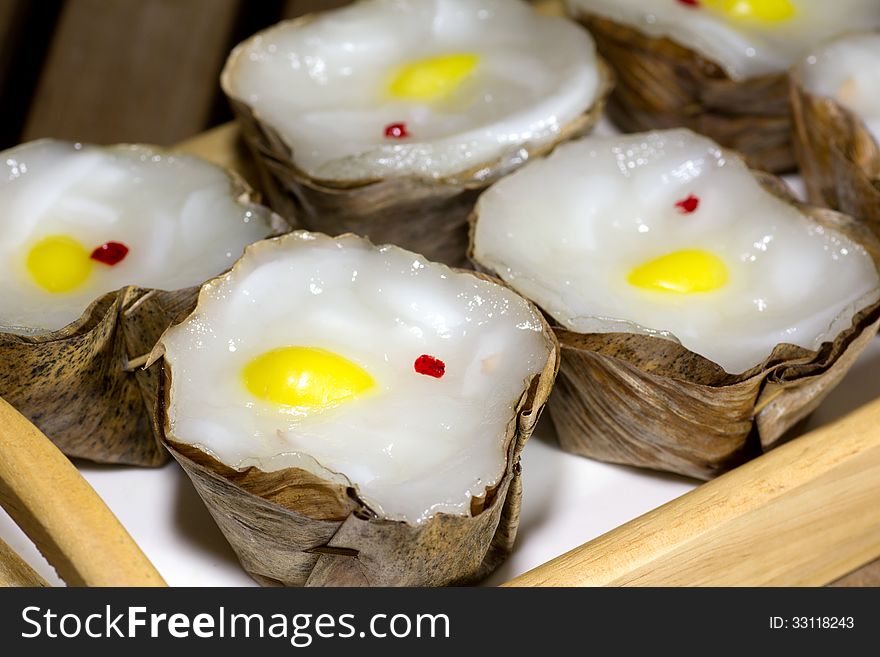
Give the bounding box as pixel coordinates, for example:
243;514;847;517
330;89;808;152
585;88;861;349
0;288;193;466
155;236;559;586
221;23;613;267
570;12;794;173
470;170;880;480
790;67;880;240
0;161;285;467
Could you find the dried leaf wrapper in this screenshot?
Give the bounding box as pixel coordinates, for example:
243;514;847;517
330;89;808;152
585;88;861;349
791;68;880;240
157;252;559;586
0;171;284;466
470;170;880;479
222;20;613;266
0;288;194;466
570;12;794;173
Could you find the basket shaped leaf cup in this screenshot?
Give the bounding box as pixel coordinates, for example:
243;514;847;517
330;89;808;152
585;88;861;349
791;31;880;239
220;0;611;267
566;0;880;173
470;129;880;479
0;140;280;465
151;232;558;586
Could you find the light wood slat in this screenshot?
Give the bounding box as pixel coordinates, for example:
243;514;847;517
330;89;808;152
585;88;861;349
0;398;166;587
0;536;48;588
177;121;258;188
22;0;242;145
505;396;880;586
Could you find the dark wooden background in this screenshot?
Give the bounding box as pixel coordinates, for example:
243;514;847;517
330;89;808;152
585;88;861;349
0;0;352;150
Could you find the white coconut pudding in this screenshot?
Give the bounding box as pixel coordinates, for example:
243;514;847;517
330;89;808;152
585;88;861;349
0;140;275;333
222;0;602;182
798;32;880;145
567;0;880;80
472;129;880;374
158;232;554;525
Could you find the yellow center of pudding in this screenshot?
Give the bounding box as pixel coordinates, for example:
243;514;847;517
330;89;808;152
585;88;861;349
628;249;729;294
242;346;375;411
26;235;93;293
705;0;795;22
388;53;479;101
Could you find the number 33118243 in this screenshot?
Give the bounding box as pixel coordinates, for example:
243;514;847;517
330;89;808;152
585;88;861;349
770;617;854;629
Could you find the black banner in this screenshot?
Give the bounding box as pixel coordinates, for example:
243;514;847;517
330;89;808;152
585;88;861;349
0;587;875;654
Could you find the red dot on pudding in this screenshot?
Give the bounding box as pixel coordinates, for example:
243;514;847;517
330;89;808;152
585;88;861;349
90;241;129;266
414;354;445;378
384;122;409;139
675;195;700;214
677;0;700;7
